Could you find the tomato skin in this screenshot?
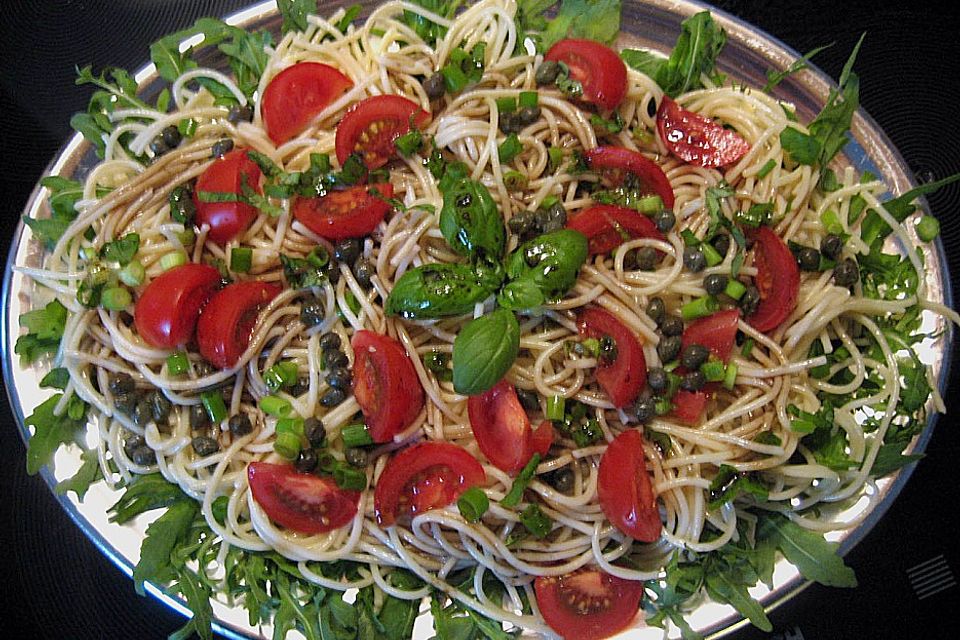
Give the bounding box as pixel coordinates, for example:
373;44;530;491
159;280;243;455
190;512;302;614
335;95;431;169
133;263;221;349
468;380;553;474
534;568;644;640
567;204;665;255
669;389;710;425
656;95;751;168
374;441;486;527
293;183;393;240
577;307;647;408
196;280;281;369
193;149;263;244
584;146;676;210
262;62;353;145
681;308;741;363
598;429;660;542
351;330;424;444
746;226;800;332
247;462;360;534
544;39;627;111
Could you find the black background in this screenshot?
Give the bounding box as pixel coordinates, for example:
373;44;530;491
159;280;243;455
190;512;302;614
1;1;958;638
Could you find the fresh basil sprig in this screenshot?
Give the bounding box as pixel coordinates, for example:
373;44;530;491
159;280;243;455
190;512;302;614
386;263;501;319
499;229;588;310
439;171;505;261
452;308;520;395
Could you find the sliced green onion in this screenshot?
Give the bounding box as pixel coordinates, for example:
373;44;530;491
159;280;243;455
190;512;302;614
756;158;776;179
680;229;699;246
701;243;723;267
394;129;423;157
341;423;374;448
159;251;188;271
654;397;674;416
723;362;739;390
440;63;469;92
540;194;561;210
231;247;253;273
201;391;227;424
457;486;489;522
259;395;292;417
166;352;189;376
503;170;528;190
820;209;844;235
701;359;726;382
306;246;330;268
665;372;682;398
276;416;305;436
501;453;540;508
498;133;522;163
495;96;517;113
916;215;940;242
681;295;719;321
741;338;755;358
724;279;747;300
177;228;196;246
264;361;298;393
274;432;301;459
100;286;132;310
547;146;564;173
636;195;664;214
520;503;552;538
178;118;198;137
333;464;367;490
662;360;679;373
518;91;538;109
118;260;145;287
546;395;565;421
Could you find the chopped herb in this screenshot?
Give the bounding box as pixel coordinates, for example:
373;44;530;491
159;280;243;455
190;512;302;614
501;453;541;508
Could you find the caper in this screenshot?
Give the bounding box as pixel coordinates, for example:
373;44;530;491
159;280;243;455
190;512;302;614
423;72;446;100
535;60;561;85
833;258;859;287
647;368;668;395
599;335;618;364
623;248;639;270
304;418;326;448
226;104;254;124
210;138;234;158
345;447;369;468
516;388;540;412
132;397;153;427
499;112;521;134
109;372;136;396
324;350;349;370
161;125;182;149
300;296;325;327
633;397;656;423
228;413;254;436
654;209;676;233
130;445;156;466
334;238;361;264
535;202;567;233
820;234;844;261
190;403;211;430
508;210;537;239
680;370;706;392
327;263;341;284
353;258;374;288
288;377;310;398
635;246;659;271
712;233;731;256
149;137;169;157
797;247;821;271
123;432;146;459
320;387;346;407
683;245;707;272
680;344;710;370
660;315;684;337
546;466;574;492
658;335;682;363
646;297;666;325
319;332;342;353
294;449;318;473
703;273;728;296
739;285;761;315
148;390;172;424
326;368;352;389
192;435;220;457
518;106;541;125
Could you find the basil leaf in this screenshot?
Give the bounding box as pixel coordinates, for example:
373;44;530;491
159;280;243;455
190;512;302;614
499;229;588;310
439;176;506;261
386;263;500;319
540;0;622;51
759;515;857;588
453;309;520;395
100;232;140;265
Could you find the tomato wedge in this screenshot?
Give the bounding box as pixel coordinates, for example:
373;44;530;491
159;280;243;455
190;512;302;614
468;380;553;474
374;441;486;527
669;390;710;426
351;330;424;443
293;183;393;240
335;95;431;169
534;567;644;640
598;429;660;542
584;146;675;210
746;226;800;332
567;204;665;255
544;39;627;111
193;148;262;244
196;280;281;369
247;462;360;534
681;308;740;363
134;263;221;349
577;307;646;408
262;62;353;145
656;95;751;168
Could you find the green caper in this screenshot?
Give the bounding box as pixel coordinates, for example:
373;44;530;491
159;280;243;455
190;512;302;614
535;202;567;233
646;297;666;325
320;387;346;407
499;112;521;134
797;247;821;271
228;413;253;436
680;370;706;392
319;332;342;352
192;436;220;457
190;403;211;430
353;258;375;289
635;246;659;271
295;449;318;473
647;367;668;393
820;234;844;260
148;390;172;424
423;72;446;100
161;125;182;149
739;285;761;315
546;466;574;492
345;447;369;468
334;238;361;265
130;445;156;466
712;233;731;256
516;388;540;412
535;60;561;85
326;368;352;389
680;344;710;370
508;210;538;239
300;296;325;327
833;258;859;287
703;273;729;296
304;418;326;448
227;104;254;124
599;335;618;364
654;209;676;233
633;397;656;422
658;335;682;363
660;315;684;337
109;372;136;396
518;106;541;125
123;432;145;459
324;350;349;370
210;138;234;158
683;246;707;272
132;397;153;427
149;137;169;157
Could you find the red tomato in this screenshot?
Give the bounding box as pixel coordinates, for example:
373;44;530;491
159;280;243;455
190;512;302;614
351;330;425;444
196;280;281;369
335;95;431;169
193;149;263;244
374;441;486;527
534;567;644;640
669;390;710;426
567;204;665;255
133;263;220;349
293;183;394;240
656;95;751;168
598;429;660;542
681;309;740;363
746;226;800;332
584;146;675;210
468;380;554;474
577;307;647;408
247;462;360;534
544;39;627;111
262;62;353;145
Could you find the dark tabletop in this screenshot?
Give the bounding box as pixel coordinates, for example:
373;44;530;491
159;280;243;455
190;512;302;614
1;1;958;638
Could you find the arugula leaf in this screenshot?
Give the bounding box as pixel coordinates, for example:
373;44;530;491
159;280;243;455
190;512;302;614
100;233;140;265
780;127;821;166
620;48;667;78
169;566;214;640
540;0;622;51
133;499;199;595
15;299;68;365
763;43;833;92
277;0;315;33
55;447;102;501
703;566;772;632
870;441;924;478
39;367;71;390
759;515;857;587
24;393;87;475
25;176;85;249
707;464;768;510
806;34;864;168
72;65;153;157
109;472;192;524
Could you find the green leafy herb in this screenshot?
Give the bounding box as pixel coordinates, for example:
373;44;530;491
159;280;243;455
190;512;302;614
281;248;331;289
501;453;541;508
707;464;768;510
100;233;140;265
277;0;315;33
39;367;71;390
25;176;86;250
780;126;821;166
806;34;865;168
386;263;500;319
15;299;68;365
24;393;87;475
763;43;833;92
859;172;960;247
54;447;102;501
400;0;462;47
499;229;588;310
441;43;486;93
133;499;199;595
452;308;520;395
520;503;552;538
439;172;506;261
109;472;192;524
540;0;622;51
759;515;857;587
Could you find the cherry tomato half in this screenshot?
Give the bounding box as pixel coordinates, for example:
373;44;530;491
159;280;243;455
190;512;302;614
374;441;486;527
193;148;263;244
196;280;281;369
578;307;647;408
544;39;628;111
133;263;220;349
598;429;660;542
656;95;751;168
534;567;644;640
746;226;800;332
681;308;741;363
468;379;554;474
293;183;394;240
584;146;675;210
335;95;431;169
262;62;353;145
351;330;425;444
247;462;360;534
669;389;711;426
567;204;665;255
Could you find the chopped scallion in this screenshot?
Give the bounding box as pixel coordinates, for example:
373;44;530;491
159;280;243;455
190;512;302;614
457;486;489;522
756;158;777;179
503;170;528;190
546;395;565;421
741;338;755;358
498;133;522;163
916;215;940;242
501;453;540;508
341;423;374;448
276;417;305;436
100;286;131;310
118;260;145;287
263;361;298;392
723;362;739;390
636;195;664;214
495;96;517;113
201;391;227;424
333;464;367;490
259;395;292;417
518;91;538;109
701;359;726;382
230;247;253;273
701;242;723;267
159;251;188;271
724;279;747;300
273;432;301;459
166;352;189;376
681;295;719;321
